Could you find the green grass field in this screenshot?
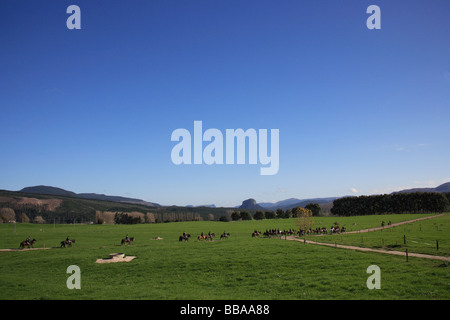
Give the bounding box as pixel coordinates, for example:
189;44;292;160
0;213;449;300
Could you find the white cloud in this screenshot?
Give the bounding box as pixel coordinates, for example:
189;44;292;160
350;187;358;193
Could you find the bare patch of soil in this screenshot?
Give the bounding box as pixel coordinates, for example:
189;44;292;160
95;253;136;263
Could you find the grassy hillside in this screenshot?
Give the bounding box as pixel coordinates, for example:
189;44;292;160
0;190;234;223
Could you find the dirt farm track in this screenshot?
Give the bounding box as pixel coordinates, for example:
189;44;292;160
288;214;450;262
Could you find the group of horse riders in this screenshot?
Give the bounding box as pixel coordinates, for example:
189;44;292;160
197;231;214;240
21;230;237;248
17;221;392;248
20;236;72;248
253;225;348;238
180;231;230;241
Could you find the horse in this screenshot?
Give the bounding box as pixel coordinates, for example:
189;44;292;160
179;234;190;242
19;238;36;249
220;232;230;240
60;239;76;248
121;237;135;245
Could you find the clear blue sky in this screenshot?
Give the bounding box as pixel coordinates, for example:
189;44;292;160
1;0;449;207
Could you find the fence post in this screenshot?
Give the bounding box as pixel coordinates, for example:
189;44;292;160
436;240;439;251
403;235;406;245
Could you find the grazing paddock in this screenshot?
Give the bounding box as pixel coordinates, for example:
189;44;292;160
0;213;448;300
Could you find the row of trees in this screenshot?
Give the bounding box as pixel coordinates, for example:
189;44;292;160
114;212;142;224
228;203;321;221
331;192;449;216
0;204;96;224
111;211;204;224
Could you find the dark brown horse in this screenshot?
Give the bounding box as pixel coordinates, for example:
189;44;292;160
179;234;190;242
220;232;230;240
19;238;36;249
60;239;76;248
121;237;135;245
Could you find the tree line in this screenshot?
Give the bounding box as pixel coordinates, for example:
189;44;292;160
5;204;96;224
112;211;203;224
226;203;321;221
330;192;449;216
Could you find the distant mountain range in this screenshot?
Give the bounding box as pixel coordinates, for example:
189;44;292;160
257;197;340;211
186;204;217;208
10;181;450;211
238;182;450;211
239;197;339;211
19;185;161;207
392;182;450;194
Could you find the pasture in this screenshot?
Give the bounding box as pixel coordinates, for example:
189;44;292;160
0;213;449;300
